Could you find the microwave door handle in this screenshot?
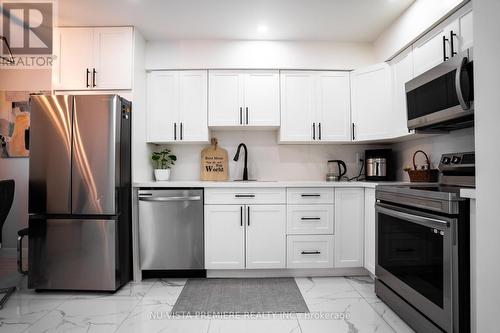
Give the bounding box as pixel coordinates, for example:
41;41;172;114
455;57;470;110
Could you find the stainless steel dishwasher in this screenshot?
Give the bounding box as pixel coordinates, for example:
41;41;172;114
138;189;203;270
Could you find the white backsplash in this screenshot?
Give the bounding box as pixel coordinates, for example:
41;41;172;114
392;127;475;181
152;130;390;181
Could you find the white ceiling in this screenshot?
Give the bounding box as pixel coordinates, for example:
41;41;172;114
58;0;415;42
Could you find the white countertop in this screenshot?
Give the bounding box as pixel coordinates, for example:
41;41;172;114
460;188;476;199
133;180;420;189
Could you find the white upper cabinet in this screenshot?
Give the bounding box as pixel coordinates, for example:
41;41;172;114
350;63;393;141
390;46;414;138
316;72;352;142
280;71;351;143
413;3;473;77
92;28;133;90
334;188;365;268
243;71;280;126
280;71;315;142
53;27;133;90
147;70;208;143
208;70;279;127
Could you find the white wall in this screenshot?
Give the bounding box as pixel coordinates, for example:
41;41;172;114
392;128;475;181
472;0;500;331
146;40;375;70
373;0;467;61
146;130;389;182
0;69;51;248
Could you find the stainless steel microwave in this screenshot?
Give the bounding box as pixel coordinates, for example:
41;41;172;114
406;48;474;131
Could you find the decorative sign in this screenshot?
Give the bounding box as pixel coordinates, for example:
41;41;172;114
200;138;228;181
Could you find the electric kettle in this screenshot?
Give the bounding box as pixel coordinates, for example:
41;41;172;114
326;160;347;181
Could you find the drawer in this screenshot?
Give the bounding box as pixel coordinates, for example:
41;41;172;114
287;235;334;269
205;188;286;205
287;188;334;204
287;205;334;235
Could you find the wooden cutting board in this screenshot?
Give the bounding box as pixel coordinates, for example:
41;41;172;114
200;138;228;181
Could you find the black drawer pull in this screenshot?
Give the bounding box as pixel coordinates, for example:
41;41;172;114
235;194;255;198
301;251;321;255
300;217;321;221
301;194;321;197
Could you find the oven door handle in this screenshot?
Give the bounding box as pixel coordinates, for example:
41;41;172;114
376;204;451;228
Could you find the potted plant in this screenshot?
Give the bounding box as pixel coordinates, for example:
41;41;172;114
151;148;177;181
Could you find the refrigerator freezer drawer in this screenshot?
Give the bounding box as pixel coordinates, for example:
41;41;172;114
28;218;119;291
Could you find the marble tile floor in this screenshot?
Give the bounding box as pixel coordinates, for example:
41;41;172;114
0;275;415;333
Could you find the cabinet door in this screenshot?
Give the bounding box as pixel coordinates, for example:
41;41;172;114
390;47;414;138
350;63;393;141
334;188;365;268
279;71;315;142
243;70;280;126
179;70;209;142
316;71;351;142
205;205;245;269
208;71;243;126
146;71;178;143
246;205;286;269
54;28;94;90
457;8;473;52
93;27;133;90
364;188;376;275
413;27;447;77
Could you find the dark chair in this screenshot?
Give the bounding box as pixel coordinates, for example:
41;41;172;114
0;179;16;309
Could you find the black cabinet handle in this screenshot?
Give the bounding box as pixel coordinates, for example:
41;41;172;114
174;123;177;140
235;194;255;198
318;123;322;140
443;36;449;61
86;68;90;88
450;30;457;57
240;206;243;226
352;123;355;140
247;206;250;226
246;107;249;125
301;217;321;221
92;68;97;87
312;123;316;140
180;122;183;140
301;194;321;197
301;251;321;255
239;107;243;125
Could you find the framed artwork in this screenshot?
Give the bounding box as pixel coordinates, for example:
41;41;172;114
0;91;47;158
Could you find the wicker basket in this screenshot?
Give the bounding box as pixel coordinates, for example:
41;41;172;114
406;150;439;183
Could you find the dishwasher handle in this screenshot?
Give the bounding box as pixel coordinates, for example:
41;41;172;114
139;196;201;202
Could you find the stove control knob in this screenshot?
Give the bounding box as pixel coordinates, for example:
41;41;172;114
451;156;461;164
441;157;451;164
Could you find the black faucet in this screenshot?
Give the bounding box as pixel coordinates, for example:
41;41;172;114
233;143;248;181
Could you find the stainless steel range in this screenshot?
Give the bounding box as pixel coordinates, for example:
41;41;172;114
375;152;474;333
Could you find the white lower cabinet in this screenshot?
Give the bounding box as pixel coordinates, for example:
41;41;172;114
287;235;334;269
334;188;365;268
204;202;286;270
287;205;334;234
204;205;245;269
246;205;286;269
364;188;376;275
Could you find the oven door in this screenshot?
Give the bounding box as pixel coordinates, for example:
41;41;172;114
376;202;456;333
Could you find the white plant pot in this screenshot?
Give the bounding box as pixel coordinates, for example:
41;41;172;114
154;169;171;181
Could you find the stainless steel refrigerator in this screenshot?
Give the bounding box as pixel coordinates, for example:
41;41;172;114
28;94;132;291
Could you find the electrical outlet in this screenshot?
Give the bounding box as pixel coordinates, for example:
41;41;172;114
355;152;364;167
